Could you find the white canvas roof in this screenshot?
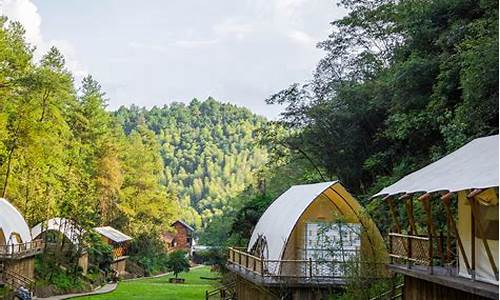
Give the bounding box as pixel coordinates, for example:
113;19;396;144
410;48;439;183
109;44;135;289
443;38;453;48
248;181;338;261
32;218;85;245
94;226;132;243
373;135;499;198
0;198;32;244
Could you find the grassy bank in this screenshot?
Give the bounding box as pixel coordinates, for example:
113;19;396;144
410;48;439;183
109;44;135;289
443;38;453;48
77;266;217;300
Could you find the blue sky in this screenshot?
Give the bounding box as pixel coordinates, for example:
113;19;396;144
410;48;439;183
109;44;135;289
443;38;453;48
1;0;346;118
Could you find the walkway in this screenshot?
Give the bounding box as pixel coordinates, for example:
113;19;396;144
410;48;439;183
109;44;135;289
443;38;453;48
36;283;117;300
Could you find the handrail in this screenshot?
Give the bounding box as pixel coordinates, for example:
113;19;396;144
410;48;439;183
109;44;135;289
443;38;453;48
3;269;35;293
0;239;44;258
205;281;236;300
227;247;384;280
388;233;429;241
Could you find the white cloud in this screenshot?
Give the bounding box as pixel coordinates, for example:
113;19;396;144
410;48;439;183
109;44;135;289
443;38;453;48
0;0;42;45
286;30;316;48
213;19;256;40
172;39;218;48
0;0;87;79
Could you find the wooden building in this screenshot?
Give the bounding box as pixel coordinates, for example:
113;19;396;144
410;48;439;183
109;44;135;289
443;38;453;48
225;181;388;300
164;220;194;254
94;226;133;276
373;135;499;299
0;198;44;295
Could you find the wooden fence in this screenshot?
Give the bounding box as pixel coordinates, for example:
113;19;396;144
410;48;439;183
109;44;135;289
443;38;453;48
228;247;383;279
0;240;44;259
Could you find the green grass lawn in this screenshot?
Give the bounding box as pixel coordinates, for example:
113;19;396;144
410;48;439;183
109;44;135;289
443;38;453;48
77;266;219;300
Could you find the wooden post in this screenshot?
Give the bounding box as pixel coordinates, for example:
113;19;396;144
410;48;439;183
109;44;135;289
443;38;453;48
467;190;499;280
402;195;416;268
309;258;313;278
471;198;476;280
385;195;402;233
442;193;472;275
402;195;418;235
418;194;434;274
389;233;393;264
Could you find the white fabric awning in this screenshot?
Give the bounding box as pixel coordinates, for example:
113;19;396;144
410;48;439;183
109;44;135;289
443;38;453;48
0;198;32;244
94;226;132;243
248;181;338;261
373;135;499;198
31;218;85;245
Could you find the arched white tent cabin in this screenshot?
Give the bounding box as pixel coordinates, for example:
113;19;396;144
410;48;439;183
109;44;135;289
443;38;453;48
0;198;43;288
31;218;85;246
0;198;32;245
245;181;387;277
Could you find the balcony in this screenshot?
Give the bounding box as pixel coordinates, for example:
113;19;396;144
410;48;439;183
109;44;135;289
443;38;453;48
227;247;384;287
388;232;498;299
0;240;44;259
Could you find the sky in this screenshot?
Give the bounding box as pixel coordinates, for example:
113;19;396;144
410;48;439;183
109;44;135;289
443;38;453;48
0;0;346;119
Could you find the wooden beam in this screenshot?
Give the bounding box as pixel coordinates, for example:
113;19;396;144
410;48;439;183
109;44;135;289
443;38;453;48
467;192;499;280
471;196;476;280
441;193;472;275
385;195;402;233
402;195;418;236
419;195;434;272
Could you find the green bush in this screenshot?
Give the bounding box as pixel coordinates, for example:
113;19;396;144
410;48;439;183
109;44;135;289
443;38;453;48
166;250;190;279
128;233;170;276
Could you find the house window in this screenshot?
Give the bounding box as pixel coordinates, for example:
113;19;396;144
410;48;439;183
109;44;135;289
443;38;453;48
304;222;361;276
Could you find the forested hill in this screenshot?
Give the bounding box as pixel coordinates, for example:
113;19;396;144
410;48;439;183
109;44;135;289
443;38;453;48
114;99;269;223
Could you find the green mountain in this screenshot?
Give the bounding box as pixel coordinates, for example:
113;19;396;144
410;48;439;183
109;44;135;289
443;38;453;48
114;98;269;224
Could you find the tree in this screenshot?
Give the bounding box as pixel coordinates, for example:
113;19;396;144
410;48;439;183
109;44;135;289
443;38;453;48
166;250;190;279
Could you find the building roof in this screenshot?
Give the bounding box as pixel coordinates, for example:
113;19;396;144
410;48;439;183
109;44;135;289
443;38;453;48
0;198;32;244
248;181;387;264
94;226;133;243
373;135;499;198
31;218;84;246
172;220;194;232
162;231;175;243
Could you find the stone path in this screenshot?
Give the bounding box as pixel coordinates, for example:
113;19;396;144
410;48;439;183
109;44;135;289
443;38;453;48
36;283;117;300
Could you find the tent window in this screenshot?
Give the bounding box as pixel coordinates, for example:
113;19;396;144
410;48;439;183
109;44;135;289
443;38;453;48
475;204;499;240
304;223;361;276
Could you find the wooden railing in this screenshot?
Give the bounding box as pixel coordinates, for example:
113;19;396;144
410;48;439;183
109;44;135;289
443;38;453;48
389;232;450;268
228;247;383;279
112;245;126;259
3;269;35;293
205;281;236;300
0;240;44;259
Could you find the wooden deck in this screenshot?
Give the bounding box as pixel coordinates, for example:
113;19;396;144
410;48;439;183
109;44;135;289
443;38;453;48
0;240;44;260
226;262;348;288
389;264;498;299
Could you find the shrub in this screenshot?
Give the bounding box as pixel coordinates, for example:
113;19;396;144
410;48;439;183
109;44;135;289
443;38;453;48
166;250;190;279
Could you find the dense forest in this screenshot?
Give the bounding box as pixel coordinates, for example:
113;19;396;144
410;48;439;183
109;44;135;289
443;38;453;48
114;101;268;224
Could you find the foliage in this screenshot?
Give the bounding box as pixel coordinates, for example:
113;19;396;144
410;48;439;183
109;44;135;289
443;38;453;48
166;250;191;279
127;232;170;276
87;233;114;274
0;16;183;286
114;99;269;223
265;0;498;233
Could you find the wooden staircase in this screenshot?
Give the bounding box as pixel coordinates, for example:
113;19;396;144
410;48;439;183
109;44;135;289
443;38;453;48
205;281;236;300
0;262;35;297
